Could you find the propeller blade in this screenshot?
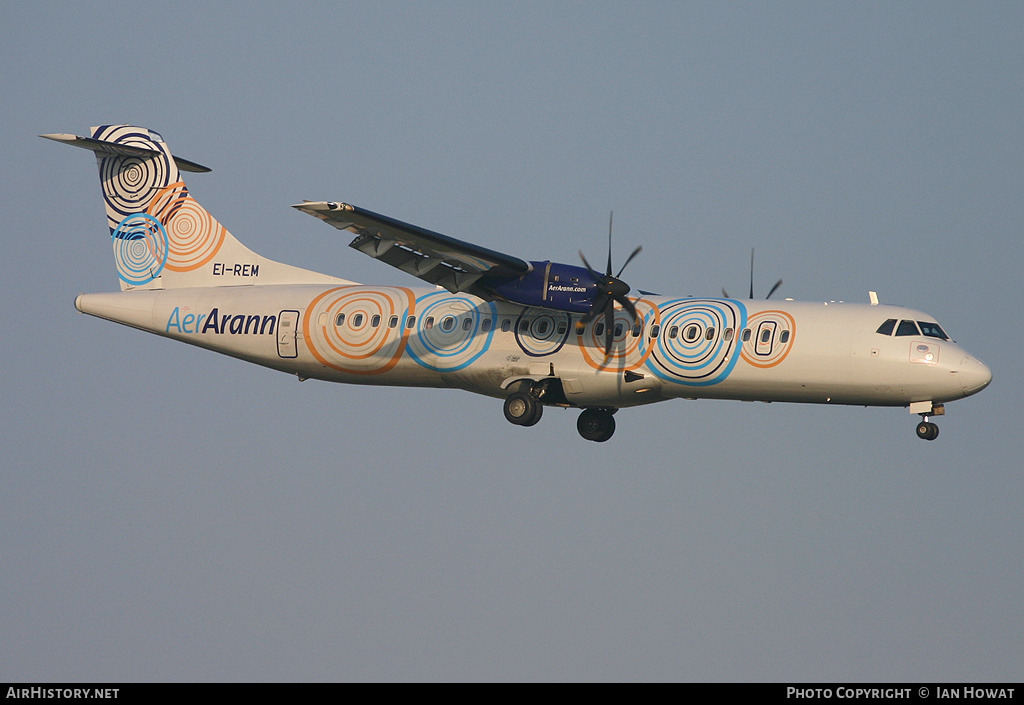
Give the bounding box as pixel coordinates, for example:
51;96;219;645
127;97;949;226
579;214;644;349
606;212;614;276
616;245;643;278
579;250;599;279
749;248;755;300
603;298;615;356
766;278;783;299
722;287;730;299
615;293;638;322
580;291;609;325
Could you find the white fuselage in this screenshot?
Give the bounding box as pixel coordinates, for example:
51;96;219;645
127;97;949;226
75;284;991;411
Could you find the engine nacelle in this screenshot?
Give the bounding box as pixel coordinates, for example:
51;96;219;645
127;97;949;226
483;261;598;314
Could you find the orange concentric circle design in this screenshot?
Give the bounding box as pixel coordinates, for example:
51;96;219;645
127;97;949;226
303;287;415;375
575;299;658;371
740;310;797;368
147;182;226;272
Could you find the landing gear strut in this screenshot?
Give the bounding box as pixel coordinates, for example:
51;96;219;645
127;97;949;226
916;417;939;441
577;408;616;442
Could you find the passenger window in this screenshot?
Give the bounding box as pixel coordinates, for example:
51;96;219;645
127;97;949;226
742;328;752;342
556;321;568;335
684;325;699;342
876;319;896;336
668;325;679;339
896;320;920;336
518;319;530;333
705;327;716;340
388;316;398;329
335;312;346;327
780;330;790;343
760;329;771;344
614;323;624;337
535;319;551;336
424;316;434;330
650;324;661;338
723;327;734;341
406;316;416;329
462;318;473;331
595;322;605;337
917;321;949;340
441;316;456;332
481;318;492;333
352;313;364;327
371;314;381;327
501;319;511;333
632;323;642;337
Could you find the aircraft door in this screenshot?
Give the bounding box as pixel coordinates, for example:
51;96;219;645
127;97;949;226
277;309;300;358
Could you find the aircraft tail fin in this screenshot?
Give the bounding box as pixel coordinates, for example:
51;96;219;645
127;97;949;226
43;125;347;290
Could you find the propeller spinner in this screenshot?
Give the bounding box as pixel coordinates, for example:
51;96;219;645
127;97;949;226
578;213;643;356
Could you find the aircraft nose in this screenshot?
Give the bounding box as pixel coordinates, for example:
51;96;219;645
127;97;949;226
959;354;992;395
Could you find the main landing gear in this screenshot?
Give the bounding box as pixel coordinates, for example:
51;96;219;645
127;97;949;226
501;380;618;442
576;408;616;442
503;391;543;427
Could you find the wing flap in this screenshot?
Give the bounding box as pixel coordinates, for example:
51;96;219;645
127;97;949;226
293;201;529;294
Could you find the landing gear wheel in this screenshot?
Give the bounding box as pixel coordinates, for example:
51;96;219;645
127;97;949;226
523;399;543;427
916;421;939;441
504;392;542;427
577;408;616;442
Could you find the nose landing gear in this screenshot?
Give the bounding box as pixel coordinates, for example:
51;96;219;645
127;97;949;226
916;417;940;441
911;402;944;441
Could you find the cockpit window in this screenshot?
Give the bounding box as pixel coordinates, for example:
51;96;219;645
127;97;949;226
917;321;949;340
896;320;920;336
876;319;896;336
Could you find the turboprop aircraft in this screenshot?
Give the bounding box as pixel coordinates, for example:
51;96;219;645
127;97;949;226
44;125;991;442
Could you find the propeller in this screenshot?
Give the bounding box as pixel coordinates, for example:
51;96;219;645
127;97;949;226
578;212;643;356
722;248;782;300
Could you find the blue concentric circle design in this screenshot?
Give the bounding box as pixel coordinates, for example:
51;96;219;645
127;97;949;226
111;213;169;285
647;299;746;386
407;293;497;372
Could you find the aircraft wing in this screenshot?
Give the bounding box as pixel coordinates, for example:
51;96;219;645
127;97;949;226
292;201;531;295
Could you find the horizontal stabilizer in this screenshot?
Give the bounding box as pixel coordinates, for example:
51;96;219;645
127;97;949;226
40;132;211;173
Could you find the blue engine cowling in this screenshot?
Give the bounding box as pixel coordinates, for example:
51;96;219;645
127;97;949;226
482;261;598;314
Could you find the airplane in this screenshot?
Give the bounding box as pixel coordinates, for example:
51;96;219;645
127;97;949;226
43;125;992;442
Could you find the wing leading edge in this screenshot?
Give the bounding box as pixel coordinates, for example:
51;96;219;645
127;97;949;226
293;201;531;296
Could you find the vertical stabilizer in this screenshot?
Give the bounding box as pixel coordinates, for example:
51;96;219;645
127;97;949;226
42;125;350;290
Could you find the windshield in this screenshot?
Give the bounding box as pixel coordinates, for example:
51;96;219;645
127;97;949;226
917;321;949;340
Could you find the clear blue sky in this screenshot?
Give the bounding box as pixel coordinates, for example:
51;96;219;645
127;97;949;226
2;1;1021;681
